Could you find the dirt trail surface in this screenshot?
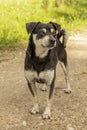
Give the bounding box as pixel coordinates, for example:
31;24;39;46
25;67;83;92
0;32;87;130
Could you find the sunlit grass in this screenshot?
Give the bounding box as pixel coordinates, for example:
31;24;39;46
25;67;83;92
0;0;87;49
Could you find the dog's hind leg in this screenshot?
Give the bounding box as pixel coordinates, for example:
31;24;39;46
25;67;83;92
27;81;40;114
59;60;72;94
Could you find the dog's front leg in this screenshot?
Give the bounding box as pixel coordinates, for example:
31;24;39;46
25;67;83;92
27;81;40;114
42;79;55;119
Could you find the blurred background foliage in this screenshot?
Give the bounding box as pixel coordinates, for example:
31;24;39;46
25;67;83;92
0;0;87;49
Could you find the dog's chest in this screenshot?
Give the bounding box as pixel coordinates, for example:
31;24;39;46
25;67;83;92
25;69;54;84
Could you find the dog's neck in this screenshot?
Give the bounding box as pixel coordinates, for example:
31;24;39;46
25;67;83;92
35;47;49;58
33;34;50;58
29;35;50;59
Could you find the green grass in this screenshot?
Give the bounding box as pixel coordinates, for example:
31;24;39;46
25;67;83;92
0;0;87;49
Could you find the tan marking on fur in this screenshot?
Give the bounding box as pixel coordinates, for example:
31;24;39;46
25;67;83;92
42;28;47;33
25;70;54;85
33;34;49;57
42;106;51;119
24;70;37;82
50;28;55;33
39;70;54;85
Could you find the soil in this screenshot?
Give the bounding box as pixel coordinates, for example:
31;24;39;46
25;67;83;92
0;32;87;130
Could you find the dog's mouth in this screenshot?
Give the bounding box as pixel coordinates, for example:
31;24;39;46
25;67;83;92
47;42;56;48
41;42;56;49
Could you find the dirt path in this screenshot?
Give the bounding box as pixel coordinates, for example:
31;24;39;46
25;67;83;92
0;33;87;130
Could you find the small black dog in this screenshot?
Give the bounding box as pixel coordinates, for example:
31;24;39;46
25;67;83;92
24;22;71;119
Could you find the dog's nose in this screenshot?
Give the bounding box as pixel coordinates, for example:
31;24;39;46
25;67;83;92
49;38;55;44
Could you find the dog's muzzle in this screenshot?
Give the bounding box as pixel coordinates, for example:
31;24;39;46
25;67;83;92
48;37;56;48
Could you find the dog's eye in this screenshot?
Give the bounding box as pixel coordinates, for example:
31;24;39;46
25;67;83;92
36;30;46;39
51;31;56;37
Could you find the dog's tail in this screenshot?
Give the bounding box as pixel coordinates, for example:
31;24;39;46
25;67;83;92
57;29;68;48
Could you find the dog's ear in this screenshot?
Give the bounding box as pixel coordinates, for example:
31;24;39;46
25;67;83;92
50;22;61;33
26;22;40;33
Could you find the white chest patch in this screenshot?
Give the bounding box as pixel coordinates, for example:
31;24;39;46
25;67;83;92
25;70;54;85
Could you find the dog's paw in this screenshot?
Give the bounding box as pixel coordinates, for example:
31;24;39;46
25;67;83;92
30;104;40;114
42;107;51;119
41;85;47;91
64;88;72;94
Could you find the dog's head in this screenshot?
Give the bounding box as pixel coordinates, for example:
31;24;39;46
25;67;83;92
26;22;61;48
26;22;61;57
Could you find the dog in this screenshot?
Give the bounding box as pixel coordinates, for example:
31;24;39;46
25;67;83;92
24;22;71;119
